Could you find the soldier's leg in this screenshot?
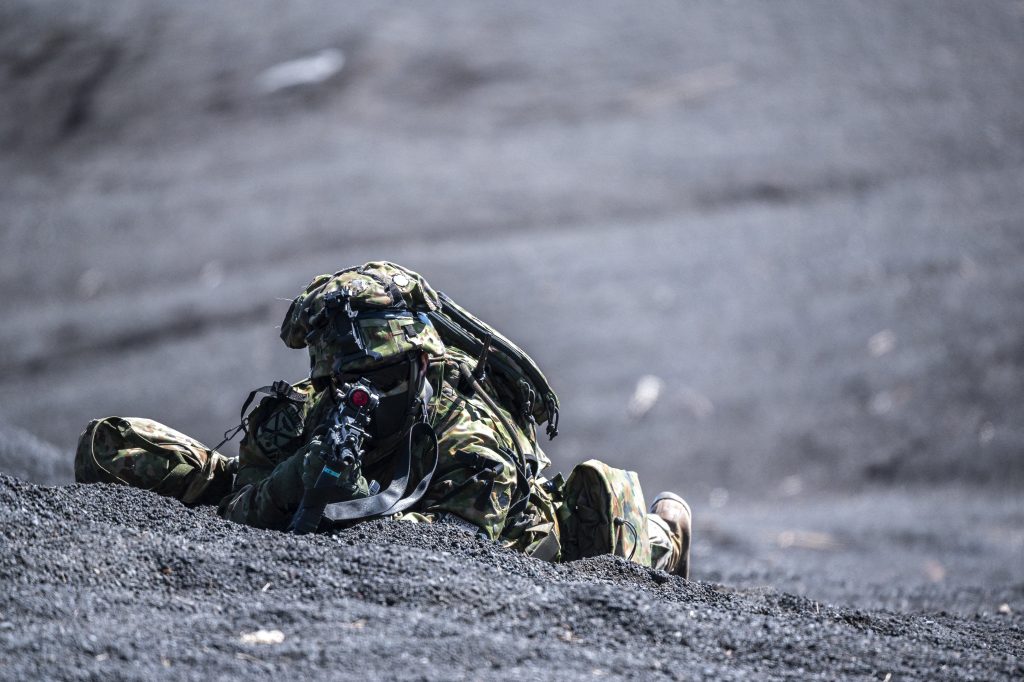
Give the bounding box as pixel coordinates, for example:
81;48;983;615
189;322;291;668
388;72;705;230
647;492;691;578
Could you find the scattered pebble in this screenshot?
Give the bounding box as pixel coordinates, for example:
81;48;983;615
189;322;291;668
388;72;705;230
240;629;285;645
627;375;663;419
708;488;729;509
257;49;344;94
868;330;897;357
924;560;946;583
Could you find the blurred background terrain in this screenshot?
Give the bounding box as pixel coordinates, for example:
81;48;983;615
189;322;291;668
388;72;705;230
1;0;1022;615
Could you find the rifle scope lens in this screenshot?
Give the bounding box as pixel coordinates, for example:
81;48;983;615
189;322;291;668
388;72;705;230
348;388;371;408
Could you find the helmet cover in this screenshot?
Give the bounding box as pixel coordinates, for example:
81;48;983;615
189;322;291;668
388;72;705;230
280;262;445;379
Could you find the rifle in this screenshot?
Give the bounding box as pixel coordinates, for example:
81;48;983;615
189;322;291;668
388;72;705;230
288;381;380;534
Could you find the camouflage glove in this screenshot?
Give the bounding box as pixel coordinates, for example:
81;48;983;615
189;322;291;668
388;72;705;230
300;436;371;500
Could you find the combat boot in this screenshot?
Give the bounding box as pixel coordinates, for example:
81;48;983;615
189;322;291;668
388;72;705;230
649;492;692;579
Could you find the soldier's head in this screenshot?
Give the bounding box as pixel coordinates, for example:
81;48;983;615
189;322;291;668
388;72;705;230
280;262;445;438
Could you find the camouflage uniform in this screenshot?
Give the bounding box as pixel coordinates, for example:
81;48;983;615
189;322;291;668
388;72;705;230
217;262;684;571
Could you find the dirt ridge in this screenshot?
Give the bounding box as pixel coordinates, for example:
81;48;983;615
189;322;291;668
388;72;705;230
1;474;1020;680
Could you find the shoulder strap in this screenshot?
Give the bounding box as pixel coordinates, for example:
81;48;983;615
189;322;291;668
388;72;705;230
87;417;129;485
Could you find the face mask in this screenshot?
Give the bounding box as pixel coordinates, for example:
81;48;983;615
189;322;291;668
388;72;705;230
371;373;415;439
337;355;426;441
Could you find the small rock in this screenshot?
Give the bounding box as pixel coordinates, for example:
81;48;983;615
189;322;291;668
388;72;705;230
868;330;897;357
923;560;946;583
240;629;285;645
257;49;344;94
627;375;663;419
708;488;729;509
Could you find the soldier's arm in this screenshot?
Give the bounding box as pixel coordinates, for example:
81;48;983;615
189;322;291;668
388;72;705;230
217;448;306;530
404;396;521;540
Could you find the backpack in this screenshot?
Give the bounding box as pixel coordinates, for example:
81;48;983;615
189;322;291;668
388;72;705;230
428;291;560;440
278;262;559;439
558;459;651;566
75;417;235;505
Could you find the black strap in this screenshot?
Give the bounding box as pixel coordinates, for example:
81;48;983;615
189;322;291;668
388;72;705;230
320;421;439;523
614;517;639;561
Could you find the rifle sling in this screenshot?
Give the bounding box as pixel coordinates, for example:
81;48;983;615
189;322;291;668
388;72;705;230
320;421;439;523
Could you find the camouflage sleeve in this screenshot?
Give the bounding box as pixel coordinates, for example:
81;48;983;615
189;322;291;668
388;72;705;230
217;448;305;530
416;392;520;541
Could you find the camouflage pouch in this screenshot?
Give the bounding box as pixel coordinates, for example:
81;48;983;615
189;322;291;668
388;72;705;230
75;417;235;505
558;459;651;566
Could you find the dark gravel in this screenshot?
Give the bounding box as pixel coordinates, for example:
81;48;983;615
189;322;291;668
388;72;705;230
1;474;1021;681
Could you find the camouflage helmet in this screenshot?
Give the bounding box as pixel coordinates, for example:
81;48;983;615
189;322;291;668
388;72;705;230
281;262;446;379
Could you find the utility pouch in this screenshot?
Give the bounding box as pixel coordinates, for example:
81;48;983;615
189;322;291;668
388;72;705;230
558;459;651;566
75;417;235;505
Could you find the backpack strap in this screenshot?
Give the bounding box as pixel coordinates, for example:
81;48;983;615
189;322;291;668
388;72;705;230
152;462;195;498
454;362;536;528
87;417;129;485
429;292;560;439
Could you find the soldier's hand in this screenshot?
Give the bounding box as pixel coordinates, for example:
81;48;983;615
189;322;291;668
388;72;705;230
300;437;371;499
300;437;332;489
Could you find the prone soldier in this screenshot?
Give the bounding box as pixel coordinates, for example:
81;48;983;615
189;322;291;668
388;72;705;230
216;261;692;576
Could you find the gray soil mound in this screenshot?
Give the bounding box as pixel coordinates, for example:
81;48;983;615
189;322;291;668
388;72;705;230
0;421;68;485
1;474;1020;681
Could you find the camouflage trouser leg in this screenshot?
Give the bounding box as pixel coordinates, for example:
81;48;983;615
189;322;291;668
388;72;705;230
647;513;683;573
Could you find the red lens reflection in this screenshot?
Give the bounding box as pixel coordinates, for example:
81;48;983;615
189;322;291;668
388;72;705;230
349;388;371;408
